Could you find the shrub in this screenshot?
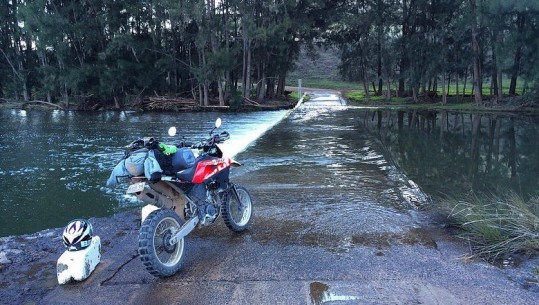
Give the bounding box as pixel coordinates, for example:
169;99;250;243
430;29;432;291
444;192;539;262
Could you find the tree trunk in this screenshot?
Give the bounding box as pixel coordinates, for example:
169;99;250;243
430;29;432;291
257;72;266;102
470;0;483;104
114;96;121;109
267;78;275;98
496;69;503;100
385;76;391;99
217;77;225;106
441;71;447;104
509;12;525;96
447;73;451;96
198;83;203;106
363;78;370;98
242;30;252;99
491;53;497;98
64;84;69;110
456;72;460;102
462;68;468;100
377;44;383;95
398;0;412;97
276;72;286;97
509;46;521;96
200;50;209;106
491;27;500;99
12;0;29;101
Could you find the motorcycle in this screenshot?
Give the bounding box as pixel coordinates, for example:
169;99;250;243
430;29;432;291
113;118;253;277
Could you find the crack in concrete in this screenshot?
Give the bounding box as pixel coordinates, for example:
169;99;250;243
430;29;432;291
100;252;139;286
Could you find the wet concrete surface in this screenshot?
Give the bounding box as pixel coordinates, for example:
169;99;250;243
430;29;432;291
2;90;539;304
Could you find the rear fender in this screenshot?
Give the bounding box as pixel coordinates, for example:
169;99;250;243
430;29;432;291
134;181;188;221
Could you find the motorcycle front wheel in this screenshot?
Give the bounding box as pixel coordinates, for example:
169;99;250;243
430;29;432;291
138;209;185;277
221;185;253;232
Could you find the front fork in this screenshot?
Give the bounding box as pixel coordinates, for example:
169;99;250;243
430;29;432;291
227;183;246;212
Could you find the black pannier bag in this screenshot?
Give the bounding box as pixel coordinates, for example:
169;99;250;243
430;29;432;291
172;148;196;171
153;147;196;175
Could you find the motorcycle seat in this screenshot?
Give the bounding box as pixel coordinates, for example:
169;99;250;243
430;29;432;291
176;166;195;182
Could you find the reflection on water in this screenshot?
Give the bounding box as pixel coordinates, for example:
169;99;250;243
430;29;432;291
310;282;358;305
0;110;287;237
356;109;539;200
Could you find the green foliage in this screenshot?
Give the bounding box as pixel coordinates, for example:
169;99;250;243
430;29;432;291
2;0;538;108
327;0;539;103
291;79;363;91
1;0;341;105
444;193;539;261
343;90;366;101
289;91;299;102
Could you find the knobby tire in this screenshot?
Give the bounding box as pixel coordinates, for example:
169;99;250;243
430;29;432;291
138;209;185;277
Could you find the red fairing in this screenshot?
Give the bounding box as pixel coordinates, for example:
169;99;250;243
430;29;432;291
192;158;232;184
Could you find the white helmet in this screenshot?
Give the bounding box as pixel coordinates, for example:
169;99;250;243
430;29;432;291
62;219;94;251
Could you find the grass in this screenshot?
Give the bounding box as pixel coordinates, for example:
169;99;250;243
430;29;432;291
291;78;537;112
443;192;539;262
291;78;528;94
289;78;530;101
289;91;300;102
292;79;363;91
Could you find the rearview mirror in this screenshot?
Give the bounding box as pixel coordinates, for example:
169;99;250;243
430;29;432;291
168;126;177;136
215;118;222;129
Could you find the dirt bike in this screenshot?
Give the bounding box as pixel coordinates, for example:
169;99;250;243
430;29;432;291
124;118;253;277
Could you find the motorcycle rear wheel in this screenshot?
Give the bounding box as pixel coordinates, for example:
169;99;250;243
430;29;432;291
138;209;185;277
221;185;253;232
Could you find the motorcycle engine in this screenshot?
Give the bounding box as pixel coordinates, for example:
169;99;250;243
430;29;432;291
188;184;218;225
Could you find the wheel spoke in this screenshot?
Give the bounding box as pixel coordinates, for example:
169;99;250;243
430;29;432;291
139;209;185;277
222;186;252;231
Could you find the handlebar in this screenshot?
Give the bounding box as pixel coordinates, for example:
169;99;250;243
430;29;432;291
175;131;230;150
126;130;229;158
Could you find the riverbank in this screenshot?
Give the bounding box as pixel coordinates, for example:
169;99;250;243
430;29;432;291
342;93;539;114
3;93;538;114
0;97;297;112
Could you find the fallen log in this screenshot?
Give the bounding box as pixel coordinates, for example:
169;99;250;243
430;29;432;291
199;105;230;111
244;97;261;106
143;96;198;111
22;101;65;110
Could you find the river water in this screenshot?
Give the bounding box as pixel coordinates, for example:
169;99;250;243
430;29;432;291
354;109;539;200
1;103;538;237
0;109;287;237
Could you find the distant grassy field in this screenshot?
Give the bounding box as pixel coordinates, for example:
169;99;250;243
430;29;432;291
288;79;526;95
287;78;529;102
